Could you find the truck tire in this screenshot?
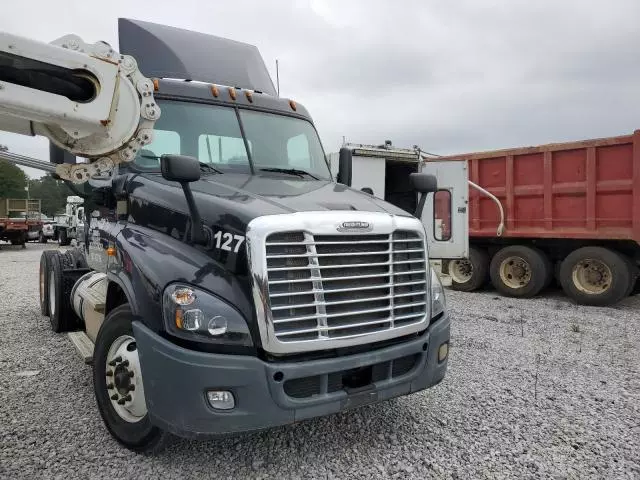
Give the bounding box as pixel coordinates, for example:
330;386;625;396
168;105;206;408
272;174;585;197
447;246;489;292
48;253;79;332
39;251;58;316
38;231;47;243
622;255;639;297
559;247;632;306
489;245;549;298
58;228;71;246
93;304;169;453
10;232;26;247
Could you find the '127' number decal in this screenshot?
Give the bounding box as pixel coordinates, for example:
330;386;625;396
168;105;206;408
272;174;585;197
212;230;245;253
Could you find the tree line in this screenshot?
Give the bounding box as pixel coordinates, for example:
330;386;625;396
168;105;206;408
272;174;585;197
0;160;70;217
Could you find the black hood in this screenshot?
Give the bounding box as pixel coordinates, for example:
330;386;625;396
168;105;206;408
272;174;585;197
126;173;414;274
129;172;412;227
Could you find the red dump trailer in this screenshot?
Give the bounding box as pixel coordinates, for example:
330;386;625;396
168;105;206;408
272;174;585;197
434;129;640;306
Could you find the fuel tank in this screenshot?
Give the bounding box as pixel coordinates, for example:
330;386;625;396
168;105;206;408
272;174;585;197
70;271;107;342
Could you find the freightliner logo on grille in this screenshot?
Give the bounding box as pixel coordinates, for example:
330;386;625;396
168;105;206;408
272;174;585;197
336;221;373;233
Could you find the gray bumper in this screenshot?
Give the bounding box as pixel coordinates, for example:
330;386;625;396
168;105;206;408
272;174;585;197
133;313;450;438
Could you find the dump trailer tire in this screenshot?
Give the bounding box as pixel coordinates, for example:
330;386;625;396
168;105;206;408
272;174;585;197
489;245;549;298
559;247;631;306
622;255;639;298
48;253;79;332
93;304;169;454
447;246;489;292
39;251;58;316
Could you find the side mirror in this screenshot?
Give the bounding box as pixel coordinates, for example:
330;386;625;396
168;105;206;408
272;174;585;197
409;172;438;193
410;172;438;219
160;154;205;244
160;154;201;183
336;147;352;186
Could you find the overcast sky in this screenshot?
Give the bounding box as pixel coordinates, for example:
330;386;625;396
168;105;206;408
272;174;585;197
2;0;640;178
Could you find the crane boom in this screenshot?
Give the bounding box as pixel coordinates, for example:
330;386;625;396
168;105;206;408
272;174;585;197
0;30;161;183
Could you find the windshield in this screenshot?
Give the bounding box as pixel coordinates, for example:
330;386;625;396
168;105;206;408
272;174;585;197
132;99;331;180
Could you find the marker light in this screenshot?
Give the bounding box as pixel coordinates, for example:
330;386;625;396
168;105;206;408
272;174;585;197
171;287;196;306
228;87;237;100
211;84;219;97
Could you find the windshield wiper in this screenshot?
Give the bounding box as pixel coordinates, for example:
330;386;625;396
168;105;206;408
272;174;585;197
259;167;319;180
139;154;222;174
198;162;223;174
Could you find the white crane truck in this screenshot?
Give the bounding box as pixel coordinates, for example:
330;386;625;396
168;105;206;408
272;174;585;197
0;19;465;452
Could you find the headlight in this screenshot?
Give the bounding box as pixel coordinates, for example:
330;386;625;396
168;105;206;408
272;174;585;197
430;267;446;319
162;284;252;346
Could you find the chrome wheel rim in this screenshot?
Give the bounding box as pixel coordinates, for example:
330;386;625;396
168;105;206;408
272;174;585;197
105;335;147;423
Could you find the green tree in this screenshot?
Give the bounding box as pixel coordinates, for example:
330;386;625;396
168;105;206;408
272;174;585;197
28;175;69;217
0;160;28;199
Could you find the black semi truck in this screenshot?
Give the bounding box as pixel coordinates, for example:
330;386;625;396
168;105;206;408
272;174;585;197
3;19;452;452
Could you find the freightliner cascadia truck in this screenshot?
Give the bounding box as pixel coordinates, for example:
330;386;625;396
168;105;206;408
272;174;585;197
0;19;464;452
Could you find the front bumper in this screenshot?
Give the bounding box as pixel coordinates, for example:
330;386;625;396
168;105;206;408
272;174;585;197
133;313;450;438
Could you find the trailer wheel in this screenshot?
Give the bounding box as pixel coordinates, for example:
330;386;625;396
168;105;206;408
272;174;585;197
58;229;71;246
39;251;58;316
48;253;79;332
559;247;631;306
93;304;169;453
447;246;489;292
490;245;549;298
38;231;48;243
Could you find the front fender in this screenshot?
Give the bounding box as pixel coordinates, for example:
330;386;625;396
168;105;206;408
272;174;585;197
112;225;254;337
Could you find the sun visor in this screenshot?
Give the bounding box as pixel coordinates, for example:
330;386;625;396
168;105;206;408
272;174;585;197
117;18;277;96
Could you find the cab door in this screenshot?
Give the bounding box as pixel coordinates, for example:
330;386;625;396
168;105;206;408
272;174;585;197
420;160;468;259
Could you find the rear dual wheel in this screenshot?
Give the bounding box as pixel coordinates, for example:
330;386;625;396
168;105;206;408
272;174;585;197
559;247;633;306
39;251;58;316
448;246;489;292
490;245;551;298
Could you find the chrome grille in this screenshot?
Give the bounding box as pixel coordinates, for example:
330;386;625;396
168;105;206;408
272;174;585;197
265;230;427;343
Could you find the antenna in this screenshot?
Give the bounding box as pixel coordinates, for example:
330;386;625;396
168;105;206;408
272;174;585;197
276;59;280;97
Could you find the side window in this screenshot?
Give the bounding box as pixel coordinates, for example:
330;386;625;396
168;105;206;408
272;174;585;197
287;134;311;169
136;130;180;169
434;190;452;241
198;135;250;164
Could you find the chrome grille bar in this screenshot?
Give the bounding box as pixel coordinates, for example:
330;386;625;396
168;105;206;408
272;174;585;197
247;212;430;354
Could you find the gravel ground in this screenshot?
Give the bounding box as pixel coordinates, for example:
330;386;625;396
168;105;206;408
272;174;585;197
1;243;639;479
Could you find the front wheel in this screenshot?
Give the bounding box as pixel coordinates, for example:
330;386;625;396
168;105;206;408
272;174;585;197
93;305;169;453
